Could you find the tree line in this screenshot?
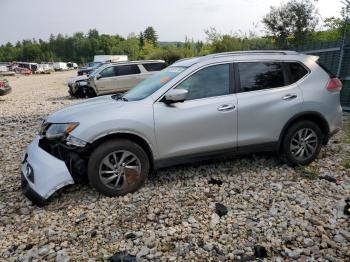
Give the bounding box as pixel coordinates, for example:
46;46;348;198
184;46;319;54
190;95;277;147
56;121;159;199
0;0;348;65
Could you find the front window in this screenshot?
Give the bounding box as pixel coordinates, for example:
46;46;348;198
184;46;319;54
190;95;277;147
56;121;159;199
123;66;186;101
176;64;230;100
100;66;116;78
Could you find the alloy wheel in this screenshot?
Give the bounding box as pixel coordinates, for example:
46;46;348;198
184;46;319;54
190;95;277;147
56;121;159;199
98;150;141;189
290;128;318;161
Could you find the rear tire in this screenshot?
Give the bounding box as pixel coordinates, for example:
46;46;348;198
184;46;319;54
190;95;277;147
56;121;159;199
88;139;150;196
281;120;323;166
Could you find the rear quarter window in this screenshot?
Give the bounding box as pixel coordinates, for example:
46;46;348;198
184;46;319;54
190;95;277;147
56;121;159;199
143;63;166;72
286;62;309;83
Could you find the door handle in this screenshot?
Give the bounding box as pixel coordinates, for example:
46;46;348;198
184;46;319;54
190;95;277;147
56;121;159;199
217;104;235;111
282;94;297;100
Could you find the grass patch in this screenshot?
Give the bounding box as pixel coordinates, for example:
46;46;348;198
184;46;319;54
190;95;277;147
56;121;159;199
342;159;350;169
295;165;319;180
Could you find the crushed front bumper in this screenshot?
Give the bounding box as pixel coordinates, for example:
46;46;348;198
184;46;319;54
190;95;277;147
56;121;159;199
21;136;74;204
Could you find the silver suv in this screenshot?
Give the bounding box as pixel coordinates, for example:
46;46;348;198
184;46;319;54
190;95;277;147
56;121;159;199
21;51;342;204
87;60;165;96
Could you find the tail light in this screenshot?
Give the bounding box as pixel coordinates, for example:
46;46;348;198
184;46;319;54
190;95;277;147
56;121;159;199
327;77;342;92
0;81;3;88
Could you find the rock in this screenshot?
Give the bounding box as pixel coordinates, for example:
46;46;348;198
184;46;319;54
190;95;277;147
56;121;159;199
145;232;156;248
147;213;156;221
56;249;70;262
90;230;97;238
215;203;228;217
303;238;314;247
188;216;197;225
38;245;50;256
197;239;204;248
20;208;30;215
286;248;303;259
233;249;245;255
208;178;223;186
203;244;213;252
319;175;337;183
124;232;136;240
213;245;224;256
75;213;87;224
137;246;149;257
210;213;220;228
108;252;136;262
254;245;267;258
334;234;345;243
269;207;278;216
339;229;350;241
219;234;229;244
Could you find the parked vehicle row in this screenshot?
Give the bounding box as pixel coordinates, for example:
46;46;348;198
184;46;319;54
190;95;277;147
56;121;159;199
22;50;343;205
0;61;78;75
69;60;166;98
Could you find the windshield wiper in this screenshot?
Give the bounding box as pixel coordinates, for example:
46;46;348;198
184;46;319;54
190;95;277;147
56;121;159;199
112;93;128;101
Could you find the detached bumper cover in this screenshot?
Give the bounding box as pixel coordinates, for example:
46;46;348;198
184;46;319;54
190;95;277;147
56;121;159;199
21;136;74;203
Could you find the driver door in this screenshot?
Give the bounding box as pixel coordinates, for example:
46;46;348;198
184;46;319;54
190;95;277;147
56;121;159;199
153;63;237;160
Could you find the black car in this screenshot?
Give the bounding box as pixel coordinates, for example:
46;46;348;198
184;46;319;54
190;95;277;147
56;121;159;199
0;79;11;96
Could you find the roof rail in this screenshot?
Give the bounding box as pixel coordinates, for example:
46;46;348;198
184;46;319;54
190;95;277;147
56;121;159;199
206;50;298;59
109;59;165;65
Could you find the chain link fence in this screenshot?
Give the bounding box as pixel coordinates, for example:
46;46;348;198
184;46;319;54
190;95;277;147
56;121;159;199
293;39;350;111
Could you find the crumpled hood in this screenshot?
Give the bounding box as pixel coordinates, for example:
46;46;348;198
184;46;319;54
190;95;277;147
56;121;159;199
46;96;124;123
67;75;88;84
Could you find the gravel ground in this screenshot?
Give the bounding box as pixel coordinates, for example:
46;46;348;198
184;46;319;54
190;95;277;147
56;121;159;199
0;71;349;261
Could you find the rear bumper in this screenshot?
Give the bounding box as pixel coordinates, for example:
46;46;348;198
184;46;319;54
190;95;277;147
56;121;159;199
21;136;74;204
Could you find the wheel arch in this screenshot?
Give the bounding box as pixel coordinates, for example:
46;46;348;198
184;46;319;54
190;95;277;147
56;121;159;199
89;132;155;170
278;111;330;150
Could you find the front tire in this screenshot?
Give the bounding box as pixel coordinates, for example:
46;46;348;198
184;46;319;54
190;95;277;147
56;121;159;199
88;139;150;196
281;120;323;166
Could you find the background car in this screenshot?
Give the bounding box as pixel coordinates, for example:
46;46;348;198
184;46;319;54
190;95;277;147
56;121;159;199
0;79;11;96
87;60;166;96
77;62;105;76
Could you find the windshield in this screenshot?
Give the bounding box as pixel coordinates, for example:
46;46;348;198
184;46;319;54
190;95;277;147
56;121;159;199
123;66;186;101
92;62;102;68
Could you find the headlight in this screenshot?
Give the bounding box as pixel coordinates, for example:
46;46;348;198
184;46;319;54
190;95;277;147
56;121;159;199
66;135;87;147
76;81;88;87
44;123;79;140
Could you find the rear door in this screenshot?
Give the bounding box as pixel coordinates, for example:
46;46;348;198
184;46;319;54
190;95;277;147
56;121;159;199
235;61;304;147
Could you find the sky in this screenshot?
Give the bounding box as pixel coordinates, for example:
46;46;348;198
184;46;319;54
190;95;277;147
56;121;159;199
0;0;345;44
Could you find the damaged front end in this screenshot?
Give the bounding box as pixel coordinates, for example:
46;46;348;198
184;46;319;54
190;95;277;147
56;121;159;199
21;122;91;205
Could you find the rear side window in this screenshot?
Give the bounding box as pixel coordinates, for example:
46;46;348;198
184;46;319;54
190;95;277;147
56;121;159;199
238;62;285;92
286;62;308;83
143;63;166;72
116;65;141;76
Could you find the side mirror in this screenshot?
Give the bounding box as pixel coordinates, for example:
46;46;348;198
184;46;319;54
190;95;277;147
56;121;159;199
96;74;102;80
164;89;188;104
